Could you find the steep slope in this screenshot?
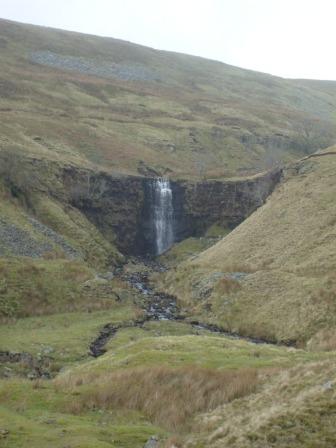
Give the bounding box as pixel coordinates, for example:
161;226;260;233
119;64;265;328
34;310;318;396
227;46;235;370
187;360;336;447
0;18;336;179
164;149;336;345
0;166;124;319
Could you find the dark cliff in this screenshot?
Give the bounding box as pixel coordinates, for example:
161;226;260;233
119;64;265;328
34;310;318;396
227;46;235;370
171;169;282;242
139;170;282;255
0;152;282;257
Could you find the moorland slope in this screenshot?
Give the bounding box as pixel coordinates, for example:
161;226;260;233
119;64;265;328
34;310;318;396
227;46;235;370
164;149;336;346
1;18;336;179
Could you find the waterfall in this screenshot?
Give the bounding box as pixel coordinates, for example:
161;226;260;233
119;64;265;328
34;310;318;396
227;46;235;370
152;178;174;255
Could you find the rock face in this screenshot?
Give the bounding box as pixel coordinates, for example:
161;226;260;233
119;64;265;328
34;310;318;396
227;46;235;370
171;169;282;241
62;168;145;254
140;169;281;255
51;163;282;256
1;154;281;257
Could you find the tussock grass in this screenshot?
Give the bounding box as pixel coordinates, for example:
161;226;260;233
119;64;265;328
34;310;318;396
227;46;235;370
0;317;333;445
56;366;259;430
187;360;336;447
216;277;241;294
0;379;164;448
0;258;94;319
0;253;134;320
307;329;336;352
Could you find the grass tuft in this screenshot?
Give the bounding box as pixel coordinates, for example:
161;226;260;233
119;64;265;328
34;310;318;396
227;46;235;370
57;366;259;430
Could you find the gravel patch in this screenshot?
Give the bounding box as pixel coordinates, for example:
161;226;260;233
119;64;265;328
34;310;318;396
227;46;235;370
0;219;53;258
0;217;79;259
27;217;79;259
30;51;160;82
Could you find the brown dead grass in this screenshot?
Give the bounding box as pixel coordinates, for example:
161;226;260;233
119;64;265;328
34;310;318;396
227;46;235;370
186;360;336;448
56;366;259;430
0;258;127;320
216;277;241;294
307;329;336;352
166;151;336;344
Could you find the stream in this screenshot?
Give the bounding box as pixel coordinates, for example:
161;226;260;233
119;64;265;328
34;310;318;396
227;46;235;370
89;262;294;357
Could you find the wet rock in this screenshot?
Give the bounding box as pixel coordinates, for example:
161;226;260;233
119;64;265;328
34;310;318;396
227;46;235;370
144;435;159;448
0;351;34;365
191;272;224;300
228;272;249;281
89;323;122;357
97;271;114;281
41;346;54;355
88;262;293;359
322;381;333;391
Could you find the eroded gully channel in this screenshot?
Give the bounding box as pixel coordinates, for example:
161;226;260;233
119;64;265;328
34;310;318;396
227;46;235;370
89;261;295;358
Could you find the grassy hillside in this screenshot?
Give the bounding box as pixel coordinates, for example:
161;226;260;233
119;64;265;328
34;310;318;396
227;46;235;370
187;359;336;447
1;18;336;448
1;315;333;447
163;149;336;345
0;175;124;319
1;18;336;179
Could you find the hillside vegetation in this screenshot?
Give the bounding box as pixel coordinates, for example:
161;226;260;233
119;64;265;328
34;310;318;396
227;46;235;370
1;18;336;448
1;318;332;447
0;175;124;320
1;18;336;179
186;359;336;447
163;149;336;346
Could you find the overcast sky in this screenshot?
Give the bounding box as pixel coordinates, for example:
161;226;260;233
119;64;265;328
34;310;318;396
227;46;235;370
1;0;336;80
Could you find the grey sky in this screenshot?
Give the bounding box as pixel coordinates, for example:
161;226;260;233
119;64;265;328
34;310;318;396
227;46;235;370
1;0;336;80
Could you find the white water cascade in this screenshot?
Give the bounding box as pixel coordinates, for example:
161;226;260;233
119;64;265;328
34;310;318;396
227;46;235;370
152;178;174;255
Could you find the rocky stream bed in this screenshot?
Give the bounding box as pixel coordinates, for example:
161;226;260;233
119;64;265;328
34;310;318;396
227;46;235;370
89;261;293;358
1;261;295;379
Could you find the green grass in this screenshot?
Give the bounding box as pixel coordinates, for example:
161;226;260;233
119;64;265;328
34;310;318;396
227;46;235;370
0;382;165;448
61;320;332;376
159;225;231;266
159;237;214;266
1;17;336;447
30;194;122;267
0;305;138;366
0;257;94;319
0;307;334;446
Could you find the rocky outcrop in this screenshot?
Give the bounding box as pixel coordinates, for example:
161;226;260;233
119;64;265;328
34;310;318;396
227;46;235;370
0;152;282;257
62;167;145;254
67;169;283;256
140;170;281;254
171;169;282;241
